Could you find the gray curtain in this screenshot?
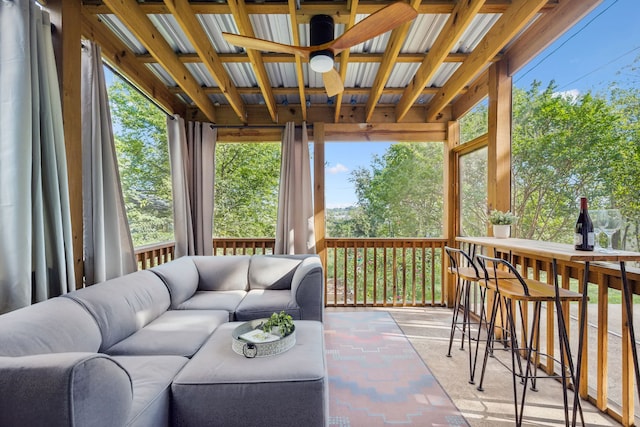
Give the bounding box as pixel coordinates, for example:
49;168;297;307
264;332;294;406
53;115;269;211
81;40;136;285
167;115;215;257
275;122;316;254
0;1;75;313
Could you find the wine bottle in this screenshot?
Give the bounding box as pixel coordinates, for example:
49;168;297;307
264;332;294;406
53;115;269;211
574;197;594;251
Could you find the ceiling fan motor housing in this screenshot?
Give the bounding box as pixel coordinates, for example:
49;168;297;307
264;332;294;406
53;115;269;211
309;14;335;73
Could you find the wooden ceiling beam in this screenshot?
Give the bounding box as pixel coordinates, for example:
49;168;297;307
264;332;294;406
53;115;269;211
227;0;278;122
84;1;558;21
324;122;446;142
288;0;307;120
135;52;497;64
334;0;359;123
395;0;485;122
206;104;451;126
425;0;549;122
163;0;246;123
505;0;602;75
81;12;184;116
100;0;217;122
364;0;422;123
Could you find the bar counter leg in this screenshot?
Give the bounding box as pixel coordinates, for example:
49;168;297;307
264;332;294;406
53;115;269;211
620;262;640;407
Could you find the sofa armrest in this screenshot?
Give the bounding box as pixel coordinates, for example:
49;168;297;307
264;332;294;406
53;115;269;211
0;353;132;427
290;256;324;321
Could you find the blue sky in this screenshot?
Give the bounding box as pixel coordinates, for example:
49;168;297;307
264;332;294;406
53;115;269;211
324;0;640;208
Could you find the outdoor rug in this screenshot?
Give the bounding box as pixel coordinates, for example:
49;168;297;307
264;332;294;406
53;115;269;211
325;311;468;426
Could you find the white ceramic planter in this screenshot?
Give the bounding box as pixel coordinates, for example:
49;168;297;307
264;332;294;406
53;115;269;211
492;224;511;238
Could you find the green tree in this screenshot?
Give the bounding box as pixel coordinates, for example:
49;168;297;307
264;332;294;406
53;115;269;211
460;102;488;143
459;147;488;237
214;143;281;237
350;142;444;237
108;78;173;247
511;81;620;242
326;206;371;238
609;84;640;250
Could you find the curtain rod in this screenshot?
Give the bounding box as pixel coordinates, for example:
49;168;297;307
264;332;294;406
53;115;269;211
205;124;312;129
166;120;311;130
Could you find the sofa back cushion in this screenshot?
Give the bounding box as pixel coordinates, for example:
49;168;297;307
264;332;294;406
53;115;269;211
151;256;199;308
0;298;102;356
249;255;308;290
192;255;250;291
64;270;170;351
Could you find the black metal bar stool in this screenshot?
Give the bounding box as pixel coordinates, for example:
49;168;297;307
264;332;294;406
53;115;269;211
475;254;584;426
444;246;489;384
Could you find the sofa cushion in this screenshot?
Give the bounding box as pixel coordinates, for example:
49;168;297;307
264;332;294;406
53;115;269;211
0;353;132;427
151;256;199;309
234;289;301;321
105;310;229;357
248;255;308;290
64;270;170;351
0;297;101;356
193;255;250;291
171;321;326;427
112;355;188;427
177;290;246;318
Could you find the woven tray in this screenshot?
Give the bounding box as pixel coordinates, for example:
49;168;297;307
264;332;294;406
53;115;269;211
232;319;296;358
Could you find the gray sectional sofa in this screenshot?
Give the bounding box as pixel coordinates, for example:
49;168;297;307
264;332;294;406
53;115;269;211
0;254;325;427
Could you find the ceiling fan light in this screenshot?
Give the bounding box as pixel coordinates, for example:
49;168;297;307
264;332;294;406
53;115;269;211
310;53;334;73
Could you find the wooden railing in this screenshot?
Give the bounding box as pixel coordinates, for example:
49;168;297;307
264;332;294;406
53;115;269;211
213;238;275;255
134;238;275;270
135;241;175;270
458;241;640;426
135;238;448;307
324;238;448;307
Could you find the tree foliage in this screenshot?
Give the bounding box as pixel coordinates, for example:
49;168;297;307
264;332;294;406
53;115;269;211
511;81;619;242
214;143;281;238
459;147;488;237
609;84;640;249
108;78;173;247
108;75;282;244
328;143;444;238
460;102;488;143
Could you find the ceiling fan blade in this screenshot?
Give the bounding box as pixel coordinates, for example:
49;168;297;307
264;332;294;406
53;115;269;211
222;33;312;59
323;68;344;97
329;2;418;54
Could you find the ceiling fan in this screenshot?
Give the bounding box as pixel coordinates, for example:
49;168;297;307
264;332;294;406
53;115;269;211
222;2;418;97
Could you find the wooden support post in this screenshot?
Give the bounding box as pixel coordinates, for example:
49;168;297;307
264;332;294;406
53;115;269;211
313;123;326;294
47;0;83;288
444;120;458;307
486;59;512;233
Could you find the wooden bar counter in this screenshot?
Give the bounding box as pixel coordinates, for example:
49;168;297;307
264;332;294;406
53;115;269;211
456;236;640;426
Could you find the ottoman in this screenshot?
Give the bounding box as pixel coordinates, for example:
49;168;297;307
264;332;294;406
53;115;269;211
171;320;327;427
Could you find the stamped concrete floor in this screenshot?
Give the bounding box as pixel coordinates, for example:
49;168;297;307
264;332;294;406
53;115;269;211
327;307;621;427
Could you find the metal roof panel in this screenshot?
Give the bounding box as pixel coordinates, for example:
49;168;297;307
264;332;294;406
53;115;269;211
402;14;449;54
98;14;147;54
454;14;500;53
196;14;240;53
148;14;195;54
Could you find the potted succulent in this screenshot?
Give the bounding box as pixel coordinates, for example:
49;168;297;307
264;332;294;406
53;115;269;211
262;311;295;337
488;209;517;238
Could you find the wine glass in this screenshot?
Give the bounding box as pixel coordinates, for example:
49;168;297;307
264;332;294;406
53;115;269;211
591;210;606;251
602;209;623;253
